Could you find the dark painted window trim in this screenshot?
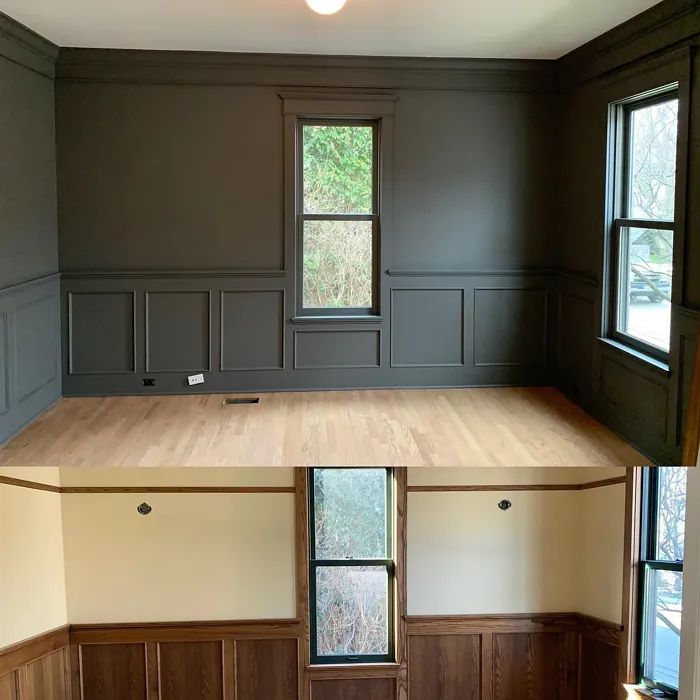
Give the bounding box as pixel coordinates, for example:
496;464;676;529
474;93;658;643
290;315;383;325
604;84;683;366
281;92;396;327
596;337;671;377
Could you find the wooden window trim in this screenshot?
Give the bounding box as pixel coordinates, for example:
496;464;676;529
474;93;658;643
294;468;407;699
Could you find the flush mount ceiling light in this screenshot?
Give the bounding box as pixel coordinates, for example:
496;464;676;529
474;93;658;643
305;0;347;15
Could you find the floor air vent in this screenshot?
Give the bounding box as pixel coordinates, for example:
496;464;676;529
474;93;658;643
222;397;260;405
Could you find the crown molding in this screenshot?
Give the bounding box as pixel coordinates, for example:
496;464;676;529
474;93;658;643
0;11;58;78
56;48;556;92
558;0;700;87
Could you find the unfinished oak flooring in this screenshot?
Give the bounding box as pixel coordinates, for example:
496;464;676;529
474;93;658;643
0;387;647;467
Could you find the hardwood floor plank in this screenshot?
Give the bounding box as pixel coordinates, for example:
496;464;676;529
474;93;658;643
0;388;647;467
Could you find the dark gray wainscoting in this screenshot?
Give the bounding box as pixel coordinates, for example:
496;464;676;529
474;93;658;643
0;275;61;443
556;273;694;465
61;270;557;396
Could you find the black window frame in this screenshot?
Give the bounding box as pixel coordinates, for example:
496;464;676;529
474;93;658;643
296;118;381;318
308;467;395;665
637;467;686;696
608;87;679;362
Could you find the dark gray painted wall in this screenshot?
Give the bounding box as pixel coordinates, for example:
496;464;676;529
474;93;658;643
54;55;561;408
555;0;700;464
0;13;61;444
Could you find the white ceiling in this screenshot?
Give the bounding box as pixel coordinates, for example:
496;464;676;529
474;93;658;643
1;0;660;59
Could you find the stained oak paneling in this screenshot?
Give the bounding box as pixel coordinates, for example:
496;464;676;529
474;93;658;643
158;641;223;700
235;639;297;700
0;672;18;700
579;636;619;700
492;633;568;700
80;643;147;700
24;650;68;700
310;678;396;700
408;634;481;700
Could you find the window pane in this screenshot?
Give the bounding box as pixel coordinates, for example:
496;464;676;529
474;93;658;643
655;468;687;562
643;568;682;690
313;468;387;559
315;565;389;657
617;227;672;351
628;98;678;221
303;124;374;214
303;220;373;309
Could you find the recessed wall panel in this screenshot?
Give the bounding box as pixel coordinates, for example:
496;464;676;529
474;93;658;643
80;643;147;700
15;295;57;402
295;329;380;369
474;288;547;367
391;289;464;367
158;641;223;700
235;639;297;700
221;290;283;370
146;291;210;372
408;635;481;700
0;313;8;415
69;292;135;374
311;678;396;700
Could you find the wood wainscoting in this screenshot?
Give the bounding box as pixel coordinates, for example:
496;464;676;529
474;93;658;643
0;615;622;700
0;626;71;700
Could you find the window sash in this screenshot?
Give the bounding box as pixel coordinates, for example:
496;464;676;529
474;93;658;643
610;218;674;360
608;89;678;361
308;468;395;665
638;468;684;695
297;119;380;316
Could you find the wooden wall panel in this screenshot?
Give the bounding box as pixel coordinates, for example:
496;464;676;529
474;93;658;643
408;634;480;700
310;678;396;700
492;633;566;700
0;672;18;700
80;643;147;700
24;649;68;700
580;636;619;700
235;639;297;700
158;641;223;700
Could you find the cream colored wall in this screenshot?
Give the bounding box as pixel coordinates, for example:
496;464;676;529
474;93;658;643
406;468;627;620
0;470;68;648
578;483;626;623
61;492;296;623
407;490;581;614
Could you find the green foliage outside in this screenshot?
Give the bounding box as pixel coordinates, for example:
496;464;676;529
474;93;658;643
302;125;374;309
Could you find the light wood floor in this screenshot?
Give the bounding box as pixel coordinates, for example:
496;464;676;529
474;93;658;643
0;387;648;467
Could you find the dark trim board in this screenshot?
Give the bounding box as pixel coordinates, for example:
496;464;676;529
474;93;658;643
59;270;557;399
56;49;555;92
406;476;627;493
0;10;58;78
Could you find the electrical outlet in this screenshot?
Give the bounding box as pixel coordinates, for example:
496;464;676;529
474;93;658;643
187;373;205;386
142;378;156;387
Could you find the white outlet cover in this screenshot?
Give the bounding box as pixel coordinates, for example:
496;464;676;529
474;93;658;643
187;373;205;386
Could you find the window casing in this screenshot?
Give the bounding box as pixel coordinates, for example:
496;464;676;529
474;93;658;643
308;468;395;665
296;119;380;317
608;88;679;360
638;467;687;695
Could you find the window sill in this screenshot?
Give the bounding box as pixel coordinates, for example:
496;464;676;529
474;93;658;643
623;684;672;698
290;315;383;324
596;337;671;376
307;662;401;679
